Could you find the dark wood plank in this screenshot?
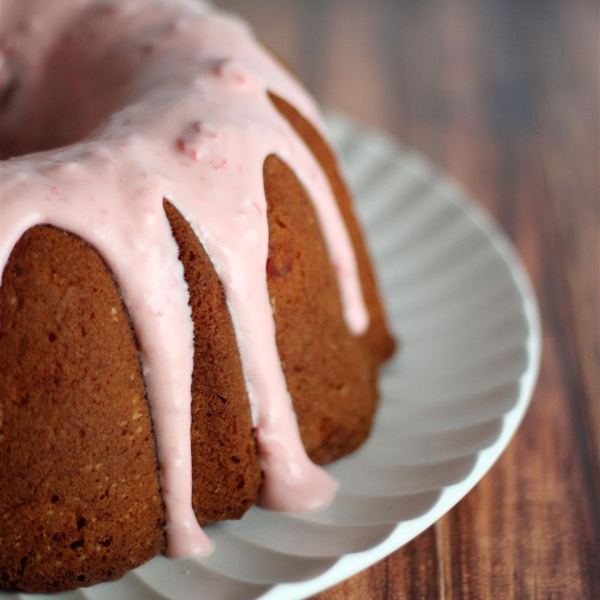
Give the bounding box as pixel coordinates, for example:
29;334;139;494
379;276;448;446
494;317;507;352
442;334;600;598
432;1;600;597
523;0;600;457
216;1;600;598
431;1;600;597
308;526;442;600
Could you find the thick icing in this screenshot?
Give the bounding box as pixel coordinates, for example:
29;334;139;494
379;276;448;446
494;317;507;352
0;0;369;558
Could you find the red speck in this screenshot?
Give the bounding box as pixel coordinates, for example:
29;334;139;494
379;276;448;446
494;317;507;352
211;158;228;170
266;252;293;279
266;258;278;279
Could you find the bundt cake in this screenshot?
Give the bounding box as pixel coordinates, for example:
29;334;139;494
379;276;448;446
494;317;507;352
0;0;395;592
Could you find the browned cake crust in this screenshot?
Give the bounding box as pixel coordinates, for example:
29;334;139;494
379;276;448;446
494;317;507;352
265;154;379;462
164;201;263;525
266;93;395;462
269;93;396;366
0;93;394;592
0;226;166;591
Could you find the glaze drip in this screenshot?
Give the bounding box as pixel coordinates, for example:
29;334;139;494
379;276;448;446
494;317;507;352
0;0;369;558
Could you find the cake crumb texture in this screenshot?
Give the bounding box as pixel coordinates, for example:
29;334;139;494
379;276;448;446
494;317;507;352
0;226;166;591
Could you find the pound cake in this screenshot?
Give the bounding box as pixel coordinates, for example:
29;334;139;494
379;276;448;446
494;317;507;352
0;0;395;592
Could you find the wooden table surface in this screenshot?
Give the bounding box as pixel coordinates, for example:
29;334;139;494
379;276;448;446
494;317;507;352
218;1;600;598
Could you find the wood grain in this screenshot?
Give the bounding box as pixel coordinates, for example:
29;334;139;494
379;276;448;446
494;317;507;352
217;1;600;597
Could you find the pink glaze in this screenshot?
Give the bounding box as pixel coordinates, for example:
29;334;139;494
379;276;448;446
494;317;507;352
0;0;368;558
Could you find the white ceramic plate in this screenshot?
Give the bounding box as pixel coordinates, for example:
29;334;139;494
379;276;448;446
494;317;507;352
7;114;541;600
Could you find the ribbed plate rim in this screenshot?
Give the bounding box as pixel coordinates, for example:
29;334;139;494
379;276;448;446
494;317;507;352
2;112;541;600
255;112;542;600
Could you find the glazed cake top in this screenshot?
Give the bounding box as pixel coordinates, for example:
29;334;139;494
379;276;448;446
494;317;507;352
0;0;369;557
